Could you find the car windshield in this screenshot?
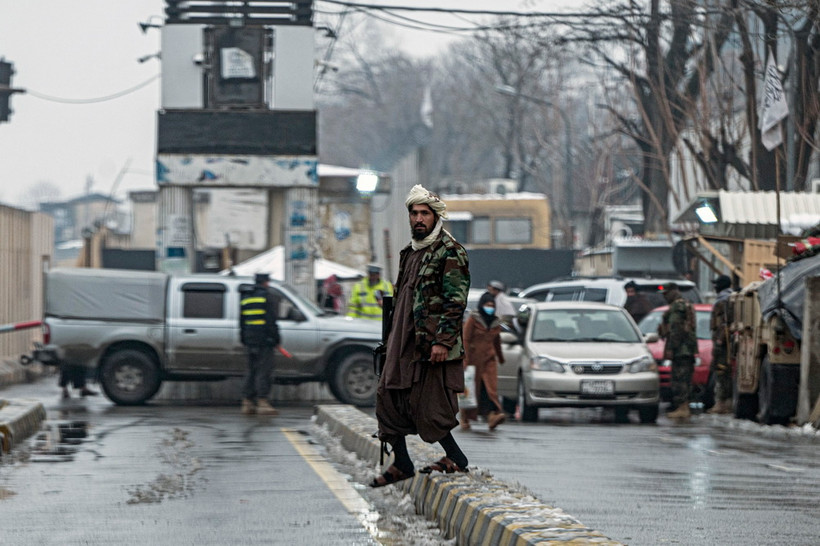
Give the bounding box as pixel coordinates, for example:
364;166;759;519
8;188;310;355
638;309;711;340
279;283;324;316
530;308;642;343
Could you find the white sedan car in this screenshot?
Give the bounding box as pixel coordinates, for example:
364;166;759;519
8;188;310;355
497;301;660;423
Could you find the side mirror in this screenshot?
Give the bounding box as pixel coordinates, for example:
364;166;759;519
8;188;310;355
644;332;659;343
516;306;531;327
500;331;519;345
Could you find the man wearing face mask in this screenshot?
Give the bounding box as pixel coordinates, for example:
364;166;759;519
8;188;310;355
460;292;506;431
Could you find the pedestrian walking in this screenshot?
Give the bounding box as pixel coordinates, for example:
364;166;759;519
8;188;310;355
347;264;393;320
624;280;653;324
369;184;471;488
486;280;516;324
319;274;344;314
59;364;98;399
239;272;281;416
460;292;506;431
658;282;698;420
707;274;734;414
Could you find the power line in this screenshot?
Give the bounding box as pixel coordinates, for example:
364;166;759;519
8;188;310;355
24;74;159;104
319;0;593;18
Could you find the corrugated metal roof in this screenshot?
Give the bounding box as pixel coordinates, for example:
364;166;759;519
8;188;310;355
676;190;820;239
718;190;820;226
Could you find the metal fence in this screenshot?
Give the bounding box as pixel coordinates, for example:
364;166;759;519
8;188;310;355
0;204;52;361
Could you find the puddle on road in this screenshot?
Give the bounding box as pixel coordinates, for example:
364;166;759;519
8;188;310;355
29;421;89;463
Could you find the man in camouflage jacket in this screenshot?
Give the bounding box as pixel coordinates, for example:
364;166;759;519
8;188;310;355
370;184;471;488
658;283;698;420
708;275;734;414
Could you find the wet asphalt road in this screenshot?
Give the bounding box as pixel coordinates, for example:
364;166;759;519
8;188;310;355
2;377;820;545
453;406;820;546
0;380;382;546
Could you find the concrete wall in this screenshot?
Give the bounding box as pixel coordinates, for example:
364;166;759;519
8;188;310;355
0;204;52;359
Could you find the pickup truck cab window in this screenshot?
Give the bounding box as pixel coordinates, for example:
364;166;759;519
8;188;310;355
181;282;227;319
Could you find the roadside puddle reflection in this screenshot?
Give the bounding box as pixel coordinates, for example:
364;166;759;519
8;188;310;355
30;421;88;463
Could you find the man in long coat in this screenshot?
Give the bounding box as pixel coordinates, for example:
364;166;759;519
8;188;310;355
461;291;506;431
370;184;471;487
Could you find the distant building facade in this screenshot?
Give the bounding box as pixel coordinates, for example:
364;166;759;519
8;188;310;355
442;187;552;250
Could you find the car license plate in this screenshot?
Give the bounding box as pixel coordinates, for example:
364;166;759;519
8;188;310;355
580;380;614;395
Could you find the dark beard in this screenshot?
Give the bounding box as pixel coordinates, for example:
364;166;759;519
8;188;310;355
412;226;432;240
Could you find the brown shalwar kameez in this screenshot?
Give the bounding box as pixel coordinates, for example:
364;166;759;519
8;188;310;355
376;249;461;444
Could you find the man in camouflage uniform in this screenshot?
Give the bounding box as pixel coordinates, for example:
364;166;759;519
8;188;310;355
658;282;698;420
370;184;471;488
707;275;734;414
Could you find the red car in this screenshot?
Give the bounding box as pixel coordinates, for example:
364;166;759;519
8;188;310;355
637;304;714;405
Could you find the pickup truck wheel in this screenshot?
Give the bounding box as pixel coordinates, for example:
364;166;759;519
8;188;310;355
733;370;758;421
328;352;377;407
100;349;161;406
758;355;792;426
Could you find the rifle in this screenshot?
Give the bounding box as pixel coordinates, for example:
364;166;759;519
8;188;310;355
373;295;393;376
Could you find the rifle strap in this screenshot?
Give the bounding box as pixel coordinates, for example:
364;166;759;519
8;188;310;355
372;432;391;466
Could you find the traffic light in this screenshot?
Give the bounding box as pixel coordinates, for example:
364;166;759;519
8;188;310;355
0;58;23;123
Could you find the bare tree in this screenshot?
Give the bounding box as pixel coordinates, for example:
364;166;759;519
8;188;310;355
568;0;736;234
316;18;431;171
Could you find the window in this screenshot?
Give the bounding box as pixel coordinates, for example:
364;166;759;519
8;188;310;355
581;288;608;303
549;286;583;302
472;217;490;244
447;220;469;243
494;218;532;244
181;283;226;319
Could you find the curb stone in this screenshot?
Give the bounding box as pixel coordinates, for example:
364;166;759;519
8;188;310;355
0;357;53;454
0;398;46;454
314;404;623;546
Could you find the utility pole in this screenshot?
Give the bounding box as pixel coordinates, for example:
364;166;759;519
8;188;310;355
0;58;25;123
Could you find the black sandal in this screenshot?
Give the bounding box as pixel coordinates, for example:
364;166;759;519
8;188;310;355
369;465;415;488
419;456;469;474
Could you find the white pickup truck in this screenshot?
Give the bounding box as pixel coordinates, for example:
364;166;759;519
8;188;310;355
28;268;381;406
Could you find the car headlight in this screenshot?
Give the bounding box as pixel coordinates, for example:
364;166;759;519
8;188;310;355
531;355;565;373
627;356;656;373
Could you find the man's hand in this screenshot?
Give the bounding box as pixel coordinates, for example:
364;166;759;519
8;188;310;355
430;344;447;362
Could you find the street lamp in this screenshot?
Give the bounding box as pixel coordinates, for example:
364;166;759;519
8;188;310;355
356;170;380;261
495;84;574;247
695;200;718;223
356;171;379;193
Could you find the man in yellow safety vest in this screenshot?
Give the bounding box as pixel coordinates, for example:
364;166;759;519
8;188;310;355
347;263;393;320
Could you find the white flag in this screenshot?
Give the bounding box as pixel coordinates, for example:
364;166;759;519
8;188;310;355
420;85;433;129
758;49;788;151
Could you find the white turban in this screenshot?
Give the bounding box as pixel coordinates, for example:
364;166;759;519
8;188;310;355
404;184;448;219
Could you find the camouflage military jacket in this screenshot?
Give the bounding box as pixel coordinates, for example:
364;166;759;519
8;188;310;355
658;297;697;357
396;229;470;362
710;288;733;346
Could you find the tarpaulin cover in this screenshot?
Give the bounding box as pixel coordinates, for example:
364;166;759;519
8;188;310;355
45;268;168;322
758;254;820;341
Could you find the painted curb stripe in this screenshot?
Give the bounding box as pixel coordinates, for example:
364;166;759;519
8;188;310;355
0;399;46;454
314;404;624;545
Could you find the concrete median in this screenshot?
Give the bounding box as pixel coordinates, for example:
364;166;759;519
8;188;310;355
0;398;46;454
314;404;623;546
